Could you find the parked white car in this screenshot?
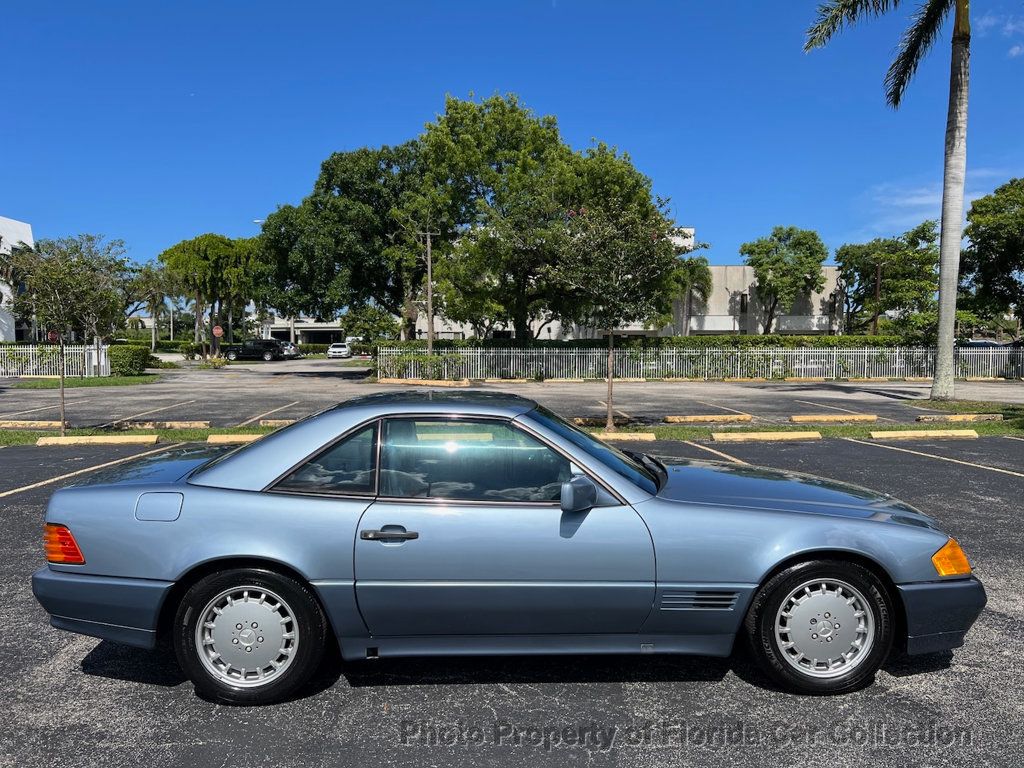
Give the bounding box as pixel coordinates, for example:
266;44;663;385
327;342;352;359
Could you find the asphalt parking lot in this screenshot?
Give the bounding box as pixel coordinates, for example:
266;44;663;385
2;428;1023;767
3;359;1024;428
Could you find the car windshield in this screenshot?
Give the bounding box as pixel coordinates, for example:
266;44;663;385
526;406;659;494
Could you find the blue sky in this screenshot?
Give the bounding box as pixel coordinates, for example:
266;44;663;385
3;1;1023;266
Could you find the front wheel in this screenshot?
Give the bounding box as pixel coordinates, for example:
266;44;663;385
262;351;274;361
226;351;238;361
745;560;894;694
173;568;327;705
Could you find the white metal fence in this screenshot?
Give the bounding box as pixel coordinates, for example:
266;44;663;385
377;346;1024;381
0;344;111;377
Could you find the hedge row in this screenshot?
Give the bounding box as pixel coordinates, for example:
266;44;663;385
108;345;153;376
372;335;904;351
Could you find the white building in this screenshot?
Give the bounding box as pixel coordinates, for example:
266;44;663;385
0;216;35;342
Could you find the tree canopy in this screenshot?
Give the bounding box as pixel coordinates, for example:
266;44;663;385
740;226;827;333
961;178;1024;319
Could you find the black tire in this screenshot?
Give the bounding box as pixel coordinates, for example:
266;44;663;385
173;568;327;705
226;351;238;361
744;559;894;695
262;351;273;361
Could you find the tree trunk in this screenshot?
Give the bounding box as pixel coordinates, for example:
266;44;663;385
227;303;234;344
194;291;202;346
931;1;970;400
605;330;615;432
512;310;530;342
150;306;157;352
683;289;693;337
169;307;175;341
58;337;66;437
289;315;296;345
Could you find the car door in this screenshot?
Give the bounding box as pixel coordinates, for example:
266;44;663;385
353;416;656;637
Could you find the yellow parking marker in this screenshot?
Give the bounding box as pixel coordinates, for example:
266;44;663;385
207;434;263;444
36;435;160;446
845;438;1024;478
259;419;295;428
869;429;978;440
0;444;183;499
0;420;64;429
575;416;631;427
712;431;821;443
664;414;752;424
99;400;197;429
790;414;877;423
595;432;656;441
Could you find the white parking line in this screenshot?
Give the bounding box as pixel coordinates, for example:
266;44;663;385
1003;436;1024;443
793;399;895;423
680;440;749;465
236;401;301;427
844;438;1024;479
98;400;197;428
0;444;183;499
0;400;86;418
597;401;630;419
694;400;751;417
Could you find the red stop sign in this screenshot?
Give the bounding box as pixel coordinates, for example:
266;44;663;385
212;325;224;338
47;330;59;343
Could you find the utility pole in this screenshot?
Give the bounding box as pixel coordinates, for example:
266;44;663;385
417;231;439;355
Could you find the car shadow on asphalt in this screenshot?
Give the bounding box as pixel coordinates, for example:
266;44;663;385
79;640;956;700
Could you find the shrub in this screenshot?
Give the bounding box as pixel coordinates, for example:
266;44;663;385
108;345;152;376
298;343;330;355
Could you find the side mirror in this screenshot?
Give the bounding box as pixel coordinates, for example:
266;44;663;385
560;475;597;514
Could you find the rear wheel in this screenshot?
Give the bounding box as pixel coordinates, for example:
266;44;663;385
226;351;238;361
262;351;274;361
745;559;894;694
173;568;327;705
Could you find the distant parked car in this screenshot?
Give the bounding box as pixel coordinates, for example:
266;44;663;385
222;339;286;362
327;342;352;359
959;339;1004;348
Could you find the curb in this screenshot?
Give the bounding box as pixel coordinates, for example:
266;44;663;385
377;378;471;387
595;432;656;441
36;435;160;446
915;414;1003;423
790;414;877;423
574;417;631;427
259;419;296;428
664;414;752;424
870;429;978;440
0;420;64;429
712;431;822;443
119;420;210;430
207;434;263;444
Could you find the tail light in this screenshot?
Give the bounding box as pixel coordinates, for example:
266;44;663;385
44;523;85;565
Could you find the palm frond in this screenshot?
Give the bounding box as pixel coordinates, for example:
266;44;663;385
885;0;953;108
805;0;902;50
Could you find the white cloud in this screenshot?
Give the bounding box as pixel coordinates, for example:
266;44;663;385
977;13;1002;34
1010;44;1024;58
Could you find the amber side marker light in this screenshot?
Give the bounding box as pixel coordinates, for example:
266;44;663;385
932;538;971;577
44;523;85;565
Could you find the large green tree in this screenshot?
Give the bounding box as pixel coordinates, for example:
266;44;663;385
547;203;684;430
3;235;130;434
806;0;972;398
835;221;939;334
158;233;235;350
740;226;827;333
961;178;1024;326
424;95;577;340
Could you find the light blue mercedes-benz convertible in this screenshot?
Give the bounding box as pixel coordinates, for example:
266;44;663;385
33;392;985;704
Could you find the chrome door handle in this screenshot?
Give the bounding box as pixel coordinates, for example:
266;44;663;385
360;529;419;541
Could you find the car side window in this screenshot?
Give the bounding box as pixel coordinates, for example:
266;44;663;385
379;418;571;502
274;423;377;495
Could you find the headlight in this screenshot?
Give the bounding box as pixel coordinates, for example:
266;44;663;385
932;538;972;577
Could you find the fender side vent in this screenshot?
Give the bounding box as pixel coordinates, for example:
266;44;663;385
661;590;739;611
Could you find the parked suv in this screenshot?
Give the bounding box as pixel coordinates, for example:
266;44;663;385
223;339;286;361
327;342;352;359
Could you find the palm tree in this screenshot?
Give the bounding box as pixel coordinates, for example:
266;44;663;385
805;0;970;400
676;255;713;336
